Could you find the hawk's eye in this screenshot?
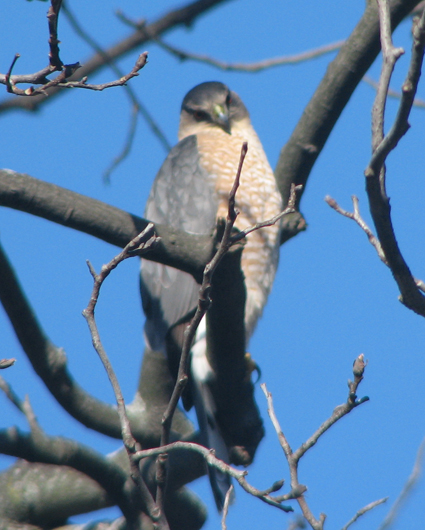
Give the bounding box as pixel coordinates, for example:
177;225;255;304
226;94;232;106
193;110;209;121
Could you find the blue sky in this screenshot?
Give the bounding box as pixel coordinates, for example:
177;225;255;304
1;1;425;529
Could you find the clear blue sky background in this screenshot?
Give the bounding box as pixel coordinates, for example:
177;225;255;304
1;1;425;529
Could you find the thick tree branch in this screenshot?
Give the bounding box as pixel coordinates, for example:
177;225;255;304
0;170;301;278
0;170;214;282
0;427;133;519
0;457;206;530
0;239;193;444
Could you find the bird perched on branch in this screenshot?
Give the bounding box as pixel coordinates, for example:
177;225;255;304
140;81;282;510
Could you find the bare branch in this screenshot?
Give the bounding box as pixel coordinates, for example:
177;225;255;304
231;184;302;243
363;74;425;108
363;5;425;316
377;436;425;530
82;225;158;450
160;143;248;449
47;0;64;70
294;354;369;463
341;497;388;530
325;195;425;293
2;1;149;98
274;0;422;209
62;2;172;161
0;358;16;369
0;170;215;282
0;0;233;113
367;2;425;177
0;376;41;435
0;238;126;438
0;225;193;448
116;10;342;71
151;36;344;72
134;441;292;512
261;354;369;530
371;0;405;154
103;102;140;184
3;52;147;96
154;144;300;513
0;376;27;417
156;144;248;513
82;225;164;527
261;383;317;528
221;485;234;530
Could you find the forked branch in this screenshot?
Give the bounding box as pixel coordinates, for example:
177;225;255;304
262;354;369;530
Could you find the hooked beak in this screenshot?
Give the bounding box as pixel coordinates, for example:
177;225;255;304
212;104;231;134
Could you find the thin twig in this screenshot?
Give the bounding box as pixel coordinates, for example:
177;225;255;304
325;195;425;293
221;484;234;530
377;436;425;530
116;10;342;72
0;375;26;416
363;74;425;108
0;375;41;433
152;37;344;72
133;441;292;512
231;184;302;243
0;234;151;440
294;354;369;464
261;383;316;527
341;497;388;530
0;0;231;113
4;53;148;96
62;1;171;172
0;358;16;369
103;102;139;184
47;0;64;70
82;225;157;450
261;354;369;530
371;0;405;155
3;1;150;100
155;146;301;512
82;225;162;526
328;4;425;317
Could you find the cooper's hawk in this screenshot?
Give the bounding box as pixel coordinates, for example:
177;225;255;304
140;82;282;509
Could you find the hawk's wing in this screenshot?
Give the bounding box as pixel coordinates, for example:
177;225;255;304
140;134;232;510
140;135;218;355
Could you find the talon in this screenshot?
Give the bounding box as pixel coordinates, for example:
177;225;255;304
245;352;262;383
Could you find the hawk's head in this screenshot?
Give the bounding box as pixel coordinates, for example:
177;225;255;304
179;81;249;137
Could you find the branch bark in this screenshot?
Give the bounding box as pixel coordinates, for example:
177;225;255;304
0;170;214;282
